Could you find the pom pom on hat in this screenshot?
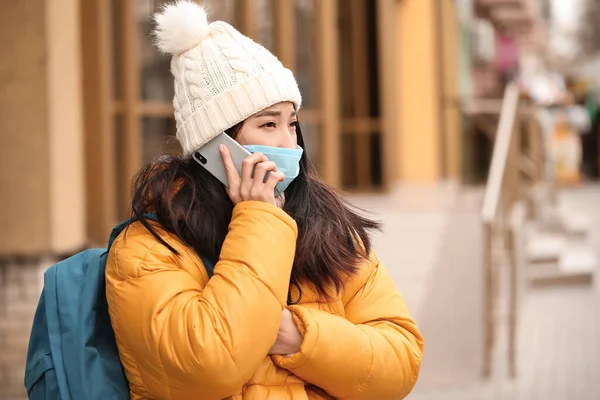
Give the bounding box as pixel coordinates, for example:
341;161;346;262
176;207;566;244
153;1;210;56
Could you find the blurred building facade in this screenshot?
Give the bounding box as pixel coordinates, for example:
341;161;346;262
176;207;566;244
0;0;549;255
460;0;550;181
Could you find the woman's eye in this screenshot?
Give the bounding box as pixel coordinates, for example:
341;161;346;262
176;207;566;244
262;122;276;128
290;121;299;128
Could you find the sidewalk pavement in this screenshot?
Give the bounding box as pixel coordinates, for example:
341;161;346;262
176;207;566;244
352;184;600;400
349;182;486;391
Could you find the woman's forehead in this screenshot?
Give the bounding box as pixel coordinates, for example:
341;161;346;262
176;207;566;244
250;102;297;118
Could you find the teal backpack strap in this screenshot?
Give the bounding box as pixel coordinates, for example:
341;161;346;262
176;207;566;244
111;213;216;278
107;218;136;250
200;256;216;278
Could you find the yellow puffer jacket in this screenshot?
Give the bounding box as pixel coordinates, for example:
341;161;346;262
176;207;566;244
106;201;423;400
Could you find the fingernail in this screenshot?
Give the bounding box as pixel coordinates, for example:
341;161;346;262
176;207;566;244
219;144;225;152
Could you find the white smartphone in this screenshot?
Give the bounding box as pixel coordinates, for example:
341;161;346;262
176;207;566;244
191;132;251;187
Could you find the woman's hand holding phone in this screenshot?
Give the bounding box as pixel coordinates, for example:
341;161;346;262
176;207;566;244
220;144;285;207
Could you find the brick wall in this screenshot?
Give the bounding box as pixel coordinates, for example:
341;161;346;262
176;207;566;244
0;261;47;399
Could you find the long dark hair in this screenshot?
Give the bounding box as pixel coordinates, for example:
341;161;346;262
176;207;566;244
130;123;381;298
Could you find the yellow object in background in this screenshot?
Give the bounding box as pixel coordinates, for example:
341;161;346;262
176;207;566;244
550;112;581;185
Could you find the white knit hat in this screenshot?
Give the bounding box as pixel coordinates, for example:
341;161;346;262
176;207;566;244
153;1;302;156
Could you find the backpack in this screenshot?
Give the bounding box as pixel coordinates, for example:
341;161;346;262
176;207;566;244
24;216;215;399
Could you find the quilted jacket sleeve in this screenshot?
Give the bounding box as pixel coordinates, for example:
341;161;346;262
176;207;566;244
106;201;297;400
272;255;423;399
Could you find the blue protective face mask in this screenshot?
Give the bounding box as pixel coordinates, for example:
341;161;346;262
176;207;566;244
243;145;304;195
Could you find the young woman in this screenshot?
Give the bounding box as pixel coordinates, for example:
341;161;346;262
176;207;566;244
105;2;423;399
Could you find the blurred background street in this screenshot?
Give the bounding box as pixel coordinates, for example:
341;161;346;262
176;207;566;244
2;0;600;399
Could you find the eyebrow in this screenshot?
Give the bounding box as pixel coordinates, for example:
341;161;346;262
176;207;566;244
252;110;297;119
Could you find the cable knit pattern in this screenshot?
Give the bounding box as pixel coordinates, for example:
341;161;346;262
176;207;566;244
153;2;301;156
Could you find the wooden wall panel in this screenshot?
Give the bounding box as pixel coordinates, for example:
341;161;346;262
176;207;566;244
273;0;296;70
377;0;399;187
81;0;118;244
0;0;51;255
0;0;86;255
47;0;86;252
120;0;142;217
316;0;341;187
